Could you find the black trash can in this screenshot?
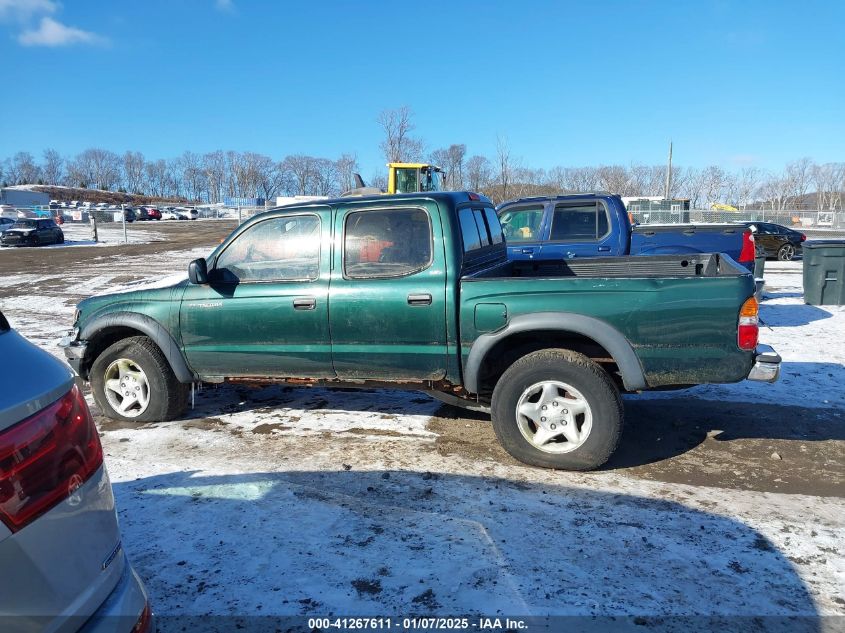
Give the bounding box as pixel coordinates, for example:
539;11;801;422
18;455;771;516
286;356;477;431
803;240;845;305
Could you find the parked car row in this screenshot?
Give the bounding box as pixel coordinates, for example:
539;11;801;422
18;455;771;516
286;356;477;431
124;206;198;221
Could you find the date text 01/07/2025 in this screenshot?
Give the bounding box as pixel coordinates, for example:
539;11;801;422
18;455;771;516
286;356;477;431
306;617;528;631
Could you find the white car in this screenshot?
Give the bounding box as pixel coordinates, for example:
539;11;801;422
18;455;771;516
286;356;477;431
160;210;186;220
176;207;199;220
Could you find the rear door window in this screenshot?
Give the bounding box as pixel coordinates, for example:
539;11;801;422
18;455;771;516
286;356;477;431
344;208;432;278
550;202;610;241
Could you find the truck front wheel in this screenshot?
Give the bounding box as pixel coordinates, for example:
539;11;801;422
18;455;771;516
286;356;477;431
490;349;623;470
90;336;189;422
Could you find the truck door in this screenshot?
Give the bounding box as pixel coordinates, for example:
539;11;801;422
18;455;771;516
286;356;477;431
539;200;616;258
179;207;334;378
329;203;448;380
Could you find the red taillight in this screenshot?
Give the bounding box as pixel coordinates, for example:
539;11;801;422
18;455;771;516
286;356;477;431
738;296;759;350
131;602;153;633
0;385;103;533
738;229;756;263
800;234;806;242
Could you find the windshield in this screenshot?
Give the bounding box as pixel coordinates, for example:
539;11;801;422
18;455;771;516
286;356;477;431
420;167;442;192
11;220;37;229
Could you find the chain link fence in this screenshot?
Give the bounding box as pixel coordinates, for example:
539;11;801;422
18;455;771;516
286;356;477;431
630;209;845;230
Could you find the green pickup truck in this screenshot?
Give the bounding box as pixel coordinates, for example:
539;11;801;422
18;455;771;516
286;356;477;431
61;192;780;470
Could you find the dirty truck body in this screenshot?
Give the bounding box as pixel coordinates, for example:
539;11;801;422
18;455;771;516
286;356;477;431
62;192;779;470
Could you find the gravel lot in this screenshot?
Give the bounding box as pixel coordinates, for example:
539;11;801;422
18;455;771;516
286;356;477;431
0;221;842;631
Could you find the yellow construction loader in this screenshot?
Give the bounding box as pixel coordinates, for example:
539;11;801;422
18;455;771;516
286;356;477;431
343;163;445;197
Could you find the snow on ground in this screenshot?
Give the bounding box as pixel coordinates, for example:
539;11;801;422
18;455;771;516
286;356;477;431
1;251;844;629
0;245;209;351
59;222;167;246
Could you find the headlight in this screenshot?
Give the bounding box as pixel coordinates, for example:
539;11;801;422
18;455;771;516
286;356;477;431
73;309;80;326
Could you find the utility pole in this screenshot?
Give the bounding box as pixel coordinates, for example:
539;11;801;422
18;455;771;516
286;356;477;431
663;141;673;200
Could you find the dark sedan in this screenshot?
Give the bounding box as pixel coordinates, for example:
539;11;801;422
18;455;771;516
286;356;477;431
0;218;64;247
0;217;15;233
746;222;806;261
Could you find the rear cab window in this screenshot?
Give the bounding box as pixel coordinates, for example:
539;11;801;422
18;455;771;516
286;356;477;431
458;205;507;272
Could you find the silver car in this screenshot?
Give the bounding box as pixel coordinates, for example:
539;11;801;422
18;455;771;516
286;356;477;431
0;311;153;633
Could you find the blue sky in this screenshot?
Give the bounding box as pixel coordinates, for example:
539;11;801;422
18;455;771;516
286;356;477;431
1;0;843;176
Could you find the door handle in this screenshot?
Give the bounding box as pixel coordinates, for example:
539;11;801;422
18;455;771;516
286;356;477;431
521;248;535;254
407;293;432;306
598;246;611;252
293;297;316;310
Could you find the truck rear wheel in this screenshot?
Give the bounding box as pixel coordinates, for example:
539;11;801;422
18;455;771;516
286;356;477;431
90;336;189;422
490;349;623;470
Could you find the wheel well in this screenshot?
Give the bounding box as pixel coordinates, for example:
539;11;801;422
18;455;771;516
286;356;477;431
476;330;622;398
81;326;147;379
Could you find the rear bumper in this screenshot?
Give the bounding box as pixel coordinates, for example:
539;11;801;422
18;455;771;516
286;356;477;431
80;555;153;633
747;344;781;383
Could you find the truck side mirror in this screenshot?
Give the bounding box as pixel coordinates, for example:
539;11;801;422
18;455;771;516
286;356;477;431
188;258;208;285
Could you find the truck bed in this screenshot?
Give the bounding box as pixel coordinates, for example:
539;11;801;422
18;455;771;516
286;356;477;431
468;253;748;280
459;253;755;389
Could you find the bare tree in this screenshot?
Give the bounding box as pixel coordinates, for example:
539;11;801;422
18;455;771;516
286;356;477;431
700;165;728;206
377;106;424;163
283;154;316;195
785;157;814;206
335;153;359;194
41;149;64;185
596;165;632;195
121;151;146;194
199;152;224;202
445;144;466;189
250;153;281;200
813;162;845;210
312;158;339;196
465;155;492;192
735;167;761;209
11;152;40;184
144;159;169;197
495;136;514;202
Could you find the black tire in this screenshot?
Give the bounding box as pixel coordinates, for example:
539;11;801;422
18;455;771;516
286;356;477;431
490;349;623;471
777;244;795;261
90;336;189;422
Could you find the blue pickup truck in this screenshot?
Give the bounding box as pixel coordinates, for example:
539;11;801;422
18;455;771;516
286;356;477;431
497;193;757;270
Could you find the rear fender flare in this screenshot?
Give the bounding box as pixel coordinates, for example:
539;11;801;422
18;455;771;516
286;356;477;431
464;312;647;393
79;311;195;383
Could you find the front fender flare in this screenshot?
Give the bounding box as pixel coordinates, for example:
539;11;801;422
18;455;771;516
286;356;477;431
463;312;647;393
78;311;195;383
